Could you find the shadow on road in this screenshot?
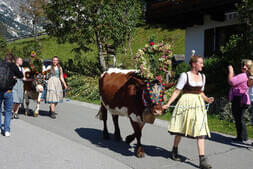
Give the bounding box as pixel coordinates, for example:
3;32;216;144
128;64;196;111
75;127;189;160
19;108;51;117
209;132;252;148
75;127;133;156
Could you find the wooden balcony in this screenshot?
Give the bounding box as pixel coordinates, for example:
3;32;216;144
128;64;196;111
147;0;242;28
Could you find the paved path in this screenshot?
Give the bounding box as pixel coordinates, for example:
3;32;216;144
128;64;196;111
1;100;253;169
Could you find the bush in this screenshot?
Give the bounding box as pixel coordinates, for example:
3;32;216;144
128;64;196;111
174;62;190;79
209;96;252;124
66;72;100;103
202;57;229;96
64;56;102;77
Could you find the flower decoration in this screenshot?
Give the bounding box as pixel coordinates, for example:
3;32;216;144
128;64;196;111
146;82;165;105
31;51;36;58
29;51;43;75
135;40;173;82
149;41;154;46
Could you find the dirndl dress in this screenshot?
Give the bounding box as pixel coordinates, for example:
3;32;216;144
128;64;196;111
13;78;24;104
168;72;210;138
45;69;63;103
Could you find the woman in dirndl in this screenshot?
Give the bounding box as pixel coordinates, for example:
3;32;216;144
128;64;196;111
12;57;25;119
162;55;214;169
45;56;67;119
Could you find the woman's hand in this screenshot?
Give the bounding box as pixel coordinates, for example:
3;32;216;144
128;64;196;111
228;65;234;73
64;84;68;90
162;103;170;110
206;97;214;104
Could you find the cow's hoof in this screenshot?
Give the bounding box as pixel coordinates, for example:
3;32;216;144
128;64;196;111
103;132;109;140
125;134;135;144
136;147;145;158
34;112;39;117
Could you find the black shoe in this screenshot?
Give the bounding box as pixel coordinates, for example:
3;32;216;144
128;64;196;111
231;137;243;142
199;156;212;169
50;111;56;119
14;114;19;119
171;147;180;161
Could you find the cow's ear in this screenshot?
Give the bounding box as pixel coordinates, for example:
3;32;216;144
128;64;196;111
164;82;175;89
131;77;146;88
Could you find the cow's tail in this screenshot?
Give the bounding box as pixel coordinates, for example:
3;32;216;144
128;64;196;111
96;104;104;120
96;76;103;120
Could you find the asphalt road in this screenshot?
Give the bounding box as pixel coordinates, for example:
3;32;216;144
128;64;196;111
1;99;253;169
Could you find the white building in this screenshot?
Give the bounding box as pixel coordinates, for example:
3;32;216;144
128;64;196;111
148;0;242;62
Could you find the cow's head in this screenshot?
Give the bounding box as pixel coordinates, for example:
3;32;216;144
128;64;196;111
23;67;32;79
143;80;165;116
131;75;175;116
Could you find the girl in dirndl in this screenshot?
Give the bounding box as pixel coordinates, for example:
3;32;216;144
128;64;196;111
162;55;214;169
12;57;25;119
45;56;67;119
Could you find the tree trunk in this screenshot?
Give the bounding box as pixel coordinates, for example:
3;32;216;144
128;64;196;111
128;34;133;57
95;31;107;71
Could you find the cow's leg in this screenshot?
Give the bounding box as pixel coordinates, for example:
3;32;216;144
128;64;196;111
125;133;135;144
20;103;25;113
100;104;109;139
24;91;30;116
112;115;122;141
130;120;145;158
34;92;42;117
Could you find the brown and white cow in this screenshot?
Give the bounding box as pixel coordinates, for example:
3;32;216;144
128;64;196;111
97;68;174;158
23;67;46;117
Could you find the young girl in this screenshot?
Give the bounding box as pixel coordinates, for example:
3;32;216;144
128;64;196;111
45;56;67;119
163;55;214;169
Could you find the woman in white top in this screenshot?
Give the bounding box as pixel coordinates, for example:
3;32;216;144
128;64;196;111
163;55;214;169
45;56;67;119
12;57;25;119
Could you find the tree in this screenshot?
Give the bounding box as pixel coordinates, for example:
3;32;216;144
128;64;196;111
20;0;48;41
203;0;253;97
221;0;253;72
0;35;7;59
45;0;145;71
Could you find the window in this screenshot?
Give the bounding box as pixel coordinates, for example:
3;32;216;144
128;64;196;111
204;24;245;57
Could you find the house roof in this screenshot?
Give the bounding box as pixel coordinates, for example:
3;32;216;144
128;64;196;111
147;0;242;28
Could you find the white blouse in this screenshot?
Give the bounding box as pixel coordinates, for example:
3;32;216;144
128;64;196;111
43;65;58;71
249;76;253;101
176;72;206;91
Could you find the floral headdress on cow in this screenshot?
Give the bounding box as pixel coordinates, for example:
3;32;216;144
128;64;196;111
135;39;173;105
29;51;43;75
135;39;173;83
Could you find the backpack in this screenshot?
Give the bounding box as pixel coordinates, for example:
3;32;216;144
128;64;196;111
0;60;12;91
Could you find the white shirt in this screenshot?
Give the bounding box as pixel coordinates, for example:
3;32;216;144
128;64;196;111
176;72;206;91
43;65;60;71
248;76;253;102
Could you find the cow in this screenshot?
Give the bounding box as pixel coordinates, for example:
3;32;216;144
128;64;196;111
97;68;175;158
22;67;48;117
23;64;50;117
